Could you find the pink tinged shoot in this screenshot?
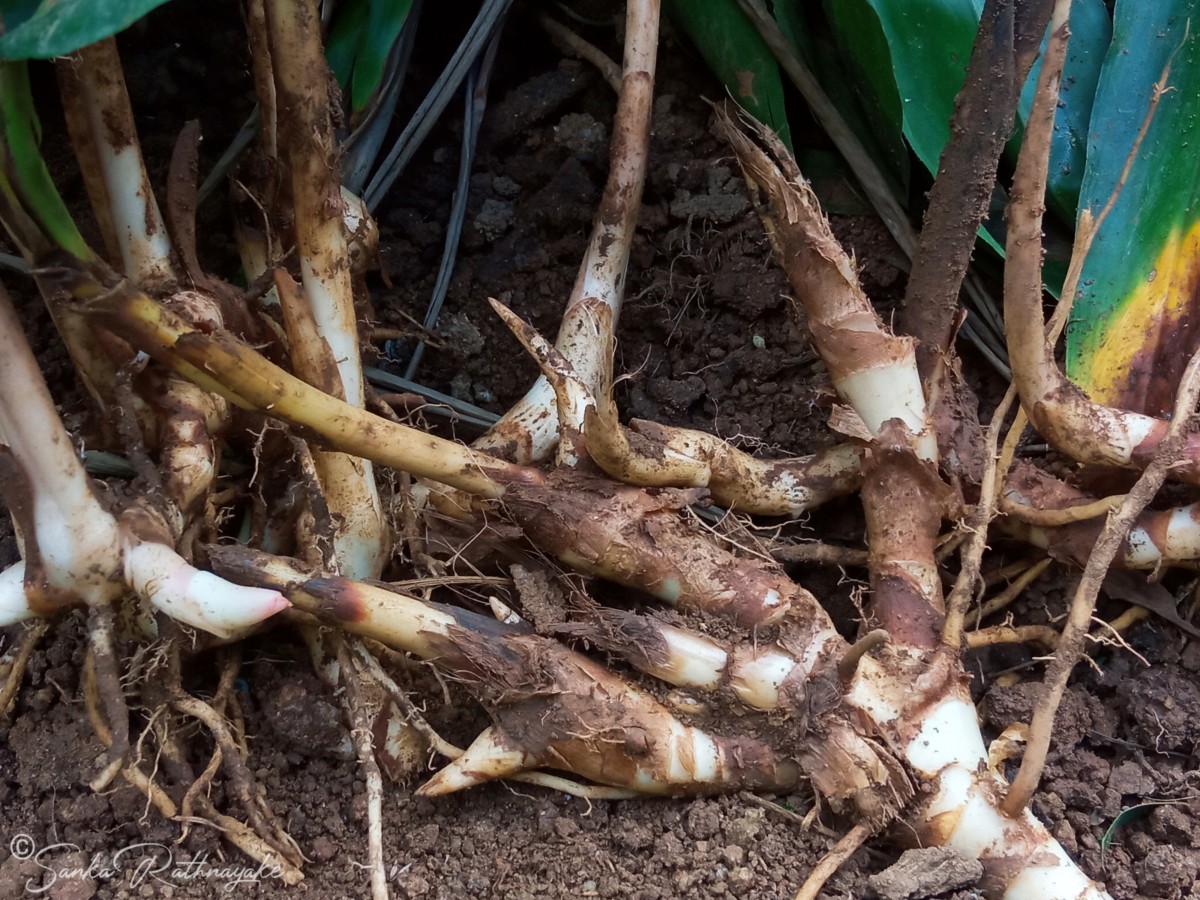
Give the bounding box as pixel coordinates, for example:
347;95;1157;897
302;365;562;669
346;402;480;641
122;540;290;639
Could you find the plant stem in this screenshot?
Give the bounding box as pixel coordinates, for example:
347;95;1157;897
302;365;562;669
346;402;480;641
264;0;387;577
476;0;660;463
900;0;1053;376
0;282;123;611
1003;0;1200;483
80;277;538;498
721;112;936;462
57;40;176;290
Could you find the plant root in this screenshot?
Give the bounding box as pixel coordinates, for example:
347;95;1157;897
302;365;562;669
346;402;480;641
339;637;390;900
350;638;464;761
965;624;1058;650
793;820;873;900
0;618;49;717
87;680;178;821
476;0;660;463
169;684;302;867
1003;343;1200;816
722;88;1112;898
85;604;131;790
968;558;1054;629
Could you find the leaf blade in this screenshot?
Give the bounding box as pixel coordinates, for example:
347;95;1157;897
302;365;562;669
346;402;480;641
1065;0;1200;416
0;0;178;60
668;0;792;148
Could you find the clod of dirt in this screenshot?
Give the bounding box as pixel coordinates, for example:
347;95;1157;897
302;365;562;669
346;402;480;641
723;807;764;848
866;846;983;900
1148;803;1200;844
473;198;516;241
438;312;486;360
684;799;720;839
665;165;750;224
0;855;42;899
983;680;1092;748
554;112;607;156
481;60;595;150
1137;844;1200;898
1120;667;1200;752
257;670;353;760
1109;760;1156;797
8;702;104;790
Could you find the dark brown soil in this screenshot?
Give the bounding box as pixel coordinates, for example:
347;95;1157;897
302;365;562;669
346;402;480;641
2;3;1200;899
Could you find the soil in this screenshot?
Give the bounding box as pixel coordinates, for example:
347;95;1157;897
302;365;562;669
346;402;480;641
2;3;1200;899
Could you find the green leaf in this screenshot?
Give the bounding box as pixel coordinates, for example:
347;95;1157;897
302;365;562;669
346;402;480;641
821;0;907;184
855;0;984;174
1101;800;1187;860
776;1;908;194
0;61;91;258
326;0;371;90
1065;0;1200;417
326;0;414;115
668;0;791;149
0;0;178;60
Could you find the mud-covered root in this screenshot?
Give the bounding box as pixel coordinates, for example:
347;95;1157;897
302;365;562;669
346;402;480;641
576;228;863;515
500;470;818;628
83;604;132;789
0;618;49;716
584;387;864;515
516;595;913;822
149;697;305;886
1001;460;1200;569
161;639;305;875
420;611;801;797
721;78;1111;895
262;0;389;579
206;546;799;797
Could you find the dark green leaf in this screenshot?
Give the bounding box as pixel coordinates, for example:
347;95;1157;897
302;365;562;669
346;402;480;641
0;0;177;60
326;0;372;90
668;0;791;148
326;0;414;115
0;61;91;258
355;0;414;113
822;0;905;175
770;2;908;195
856;0;983;174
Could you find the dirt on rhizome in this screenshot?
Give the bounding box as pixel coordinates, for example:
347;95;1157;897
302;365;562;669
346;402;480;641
1;2;1198;899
